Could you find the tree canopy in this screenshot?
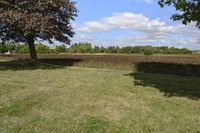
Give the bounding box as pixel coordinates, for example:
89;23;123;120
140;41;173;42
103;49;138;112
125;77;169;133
0;0;77;62
159;0;200;28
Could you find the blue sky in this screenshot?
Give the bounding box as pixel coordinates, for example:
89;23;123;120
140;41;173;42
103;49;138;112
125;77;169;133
71;0;200;50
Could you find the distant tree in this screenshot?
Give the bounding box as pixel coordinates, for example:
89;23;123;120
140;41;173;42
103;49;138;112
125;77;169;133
69;43;92;53
179;48;192;54
143;46;154;55
79;43;92;53
159;46;169;54
132;46;144;54
159;0;200;28
93;46;101;53
106;46;120;53
55;45;66;53
120;46;133;54
0;42;7;53
120;46;144;54
0;0;77;62
36;43;50;53
100;46;106;53
61;42;192;55
15;44;29;53
0;42;15;53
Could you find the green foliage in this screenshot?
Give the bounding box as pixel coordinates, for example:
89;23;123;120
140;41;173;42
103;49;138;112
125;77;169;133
0;0;77;61
159;0;200;28
36;43;49;53
0;0;77;43
0;42;8;53
15;44;29;53
106;46;120;53
66;43;192;55
0;42;194;55
121;46;144;54
0;42;15;53
55;45;66;53
99;46;106;53
92;46;101;53
49;49;57;53
143;47;154;55
68;43;92;53
179;48;193;54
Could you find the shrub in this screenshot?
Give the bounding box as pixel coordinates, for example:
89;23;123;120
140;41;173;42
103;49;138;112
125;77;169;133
0;42;16;53
55;45;66;53
15;44;29;53
36;43;50;53
0;43;8;53
144;47;154;55
136;62;200;76
69;43;92;53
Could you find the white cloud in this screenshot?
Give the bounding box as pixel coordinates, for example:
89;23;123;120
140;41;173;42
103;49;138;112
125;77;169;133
73;34;92;43
76;12;183;34
145;0;153;4
129;0;153;4
74;12;200;50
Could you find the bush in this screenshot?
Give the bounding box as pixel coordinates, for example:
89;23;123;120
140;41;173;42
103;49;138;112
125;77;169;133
0;43;8;53
0;42;16;53
15;44;29;53
36;43;50;53
92;46;101;53
69;43;92;53
143;47;154;55
106;46;120;53
55;45;66;53
136;62;200;76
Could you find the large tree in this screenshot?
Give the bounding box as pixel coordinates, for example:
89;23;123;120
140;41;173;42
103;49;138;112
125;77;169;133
0;0;77;62
159;0;200;28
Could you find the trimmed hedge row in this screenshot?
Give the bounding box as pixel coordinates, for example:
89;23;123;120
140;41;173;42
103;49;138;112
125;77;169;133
136;62;200;76
1;54;200;76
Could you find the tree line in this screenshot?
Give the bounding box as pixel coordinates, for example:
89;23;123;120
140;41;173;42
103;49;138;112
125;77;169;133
0;42;193;55
1;0;200;62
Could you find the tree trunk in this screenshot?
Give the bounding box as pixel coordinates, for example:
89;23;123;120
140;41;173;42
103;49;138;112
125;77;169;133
27;37;37;63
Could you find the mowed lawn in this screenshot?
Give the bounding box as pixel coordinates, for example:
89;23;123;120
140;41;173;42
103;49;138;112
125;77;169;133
0;66;200;133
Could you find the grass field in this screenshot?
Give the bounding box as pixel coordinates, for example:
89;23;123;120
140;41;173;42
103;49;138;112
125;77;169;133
0;65;200;133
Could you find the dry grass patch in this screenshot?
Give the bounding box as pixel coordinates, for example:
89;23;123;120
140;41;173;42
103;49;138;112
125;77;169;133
0;66;200;133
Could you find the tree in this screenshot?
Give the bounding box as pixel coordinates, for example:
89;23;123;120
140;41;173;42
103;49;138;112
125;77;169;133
0;42;7;53
55;44;66;53
69;43;92;53
92;46;100;53
159;0;200;28
106;46;120;53
15;44;29;53
36;43;50;53
0;0;77;62
143;46;154;55
0;42;16;53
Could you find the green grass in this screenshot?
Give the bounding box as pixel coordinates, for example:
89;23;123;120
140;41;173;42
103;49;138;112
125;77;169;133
0;65;200;133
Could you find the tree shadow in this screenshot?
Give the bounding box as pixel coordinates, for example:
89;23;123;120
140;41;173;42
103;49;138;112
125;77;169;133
135;62;200;76
0;58;83;71
125;72;200;100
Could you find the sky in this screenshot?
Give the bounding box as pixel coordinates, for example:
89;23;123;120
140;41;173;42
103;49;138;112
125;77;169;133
71;0;200;50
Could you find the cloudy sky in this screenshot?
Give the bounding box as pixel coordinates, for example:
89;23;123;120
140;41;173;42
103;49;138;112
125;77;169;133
71;0;200;50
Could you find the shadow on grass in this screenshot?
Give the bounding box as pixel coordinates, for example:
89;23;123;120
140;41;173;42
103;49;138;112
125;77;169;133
126;72;200;100
0;59;83;71
135;62;200;76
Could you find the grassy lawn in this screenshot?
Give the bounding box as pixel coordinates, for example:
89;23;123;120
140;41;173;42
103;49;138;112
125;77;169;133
0;65;200;133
